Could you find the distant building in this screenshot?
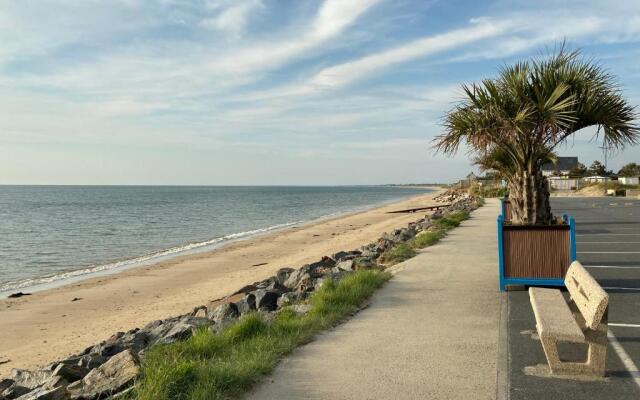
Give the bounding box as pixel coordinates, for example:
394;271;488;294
541;157;579;177
584;176;611;183
619;176;639;185
548;176;581;190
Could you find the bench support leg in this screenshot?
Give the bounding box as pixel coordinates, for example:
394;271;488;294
539;323;608;377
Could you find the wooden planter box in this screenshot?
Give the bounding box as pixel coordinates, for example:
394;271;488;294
497;215;576;291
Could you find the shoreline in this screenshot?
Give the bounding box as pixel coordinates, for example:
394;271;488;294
0;189;433;298
0;189;442;375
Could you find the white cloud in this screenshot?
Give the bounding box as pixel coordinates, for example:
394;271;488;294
200;0;263;38
449;14;607;62
308;18;509;89
236;19;509;99
210;0;381;75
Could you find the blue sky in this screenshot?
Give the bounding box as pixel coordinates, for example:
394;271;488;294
1;0;639;185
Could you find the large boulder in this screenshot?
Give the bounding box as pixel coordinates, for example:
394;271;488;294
353;257;377;270
232;284;257;296
14;386;68;400
331;250;360;261
335;259;354;271
158;316;211;344
264;280;289;294
359;248;378;259
252;276;280;290
83;328;150;358
252;290;280;311
306;257;335;277
283;270;310;290
374;238;394;253
234;294;256;315
191;305;207;318
2;384;31;399
276;292;307;308
133;316;211;347
49;364;88;385
0;379;15;392
67;350;139;400
67;355;107;371
206;303;239;325
9;370;53;390
275;268;295;285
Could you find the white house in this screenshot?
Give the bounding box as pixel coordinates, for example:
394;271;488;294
619;176;639;185
584;176;611;183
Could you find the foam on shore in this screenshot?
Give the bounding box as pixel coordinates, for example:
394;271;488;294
0;221;299;297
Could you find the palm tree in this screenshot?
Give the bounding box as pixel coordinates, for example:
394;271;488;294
434;47;638;225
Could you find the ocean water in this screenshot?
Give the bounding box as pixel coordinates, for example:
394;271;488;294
0;186;430;293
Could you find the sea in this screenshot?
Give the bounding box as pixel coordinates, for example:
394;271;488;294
0;185;430;295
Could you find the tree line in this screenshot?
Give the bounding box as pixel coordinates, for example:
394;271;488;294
566;161;640;177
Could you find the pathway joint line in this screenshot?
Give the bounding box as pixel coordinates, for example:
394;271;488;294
609;323;640;328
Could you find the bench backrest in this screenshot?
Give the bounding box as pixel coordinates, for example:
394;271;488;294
564;261;609;330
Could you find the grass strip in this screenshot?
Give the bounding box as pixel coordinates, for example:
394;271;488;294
433;211;470;230
410;230;444;249
379;242;416;264
383;211;472;259
134;270;391;400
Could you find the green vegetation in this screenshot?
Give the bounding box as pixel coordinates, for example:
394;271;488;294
434;211;470;230
380;243;416;264
382;211;472;262
587;160;610;176
410;230;444;248
618;162;640;177
134;270;390;400
470;184;508;198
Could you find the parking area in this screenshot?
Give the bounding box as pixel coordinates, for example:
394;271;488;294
504;197;640;399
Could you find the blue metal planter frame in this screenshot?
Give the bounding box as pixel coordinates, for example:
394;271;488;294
498;215;576;291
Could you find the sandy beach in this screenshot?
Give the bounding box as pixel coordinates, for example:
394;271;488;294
0;190;441;375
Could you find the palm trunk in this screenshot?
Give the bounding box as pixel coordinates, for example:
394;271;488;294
508;168;553;225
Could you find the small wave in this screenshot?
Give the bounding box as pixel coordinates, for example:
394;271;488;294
0;221;299;294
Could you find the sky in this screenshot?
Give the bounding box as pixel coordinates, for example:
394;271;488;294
1;0;639;185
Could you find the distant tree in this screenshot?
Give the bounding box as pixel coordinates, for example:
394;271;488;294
617;162;640;177
588;160;607;176
569;162;588;177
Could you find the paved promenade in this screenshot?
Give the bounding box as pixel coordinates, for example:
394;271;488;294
247;199;501;400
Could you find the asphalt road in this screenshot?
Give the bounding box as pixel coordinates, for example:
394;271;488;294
505;197;640;399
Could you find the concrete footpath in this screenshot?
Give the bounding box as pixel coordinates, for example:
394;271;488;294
247;199;501;400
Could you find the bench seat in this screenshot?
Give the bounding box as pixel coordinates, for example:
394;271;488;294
529;287;585;343
527;261;609;376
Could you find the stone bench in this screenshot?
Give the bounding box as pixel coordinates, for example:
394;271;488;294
529;261;609;376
